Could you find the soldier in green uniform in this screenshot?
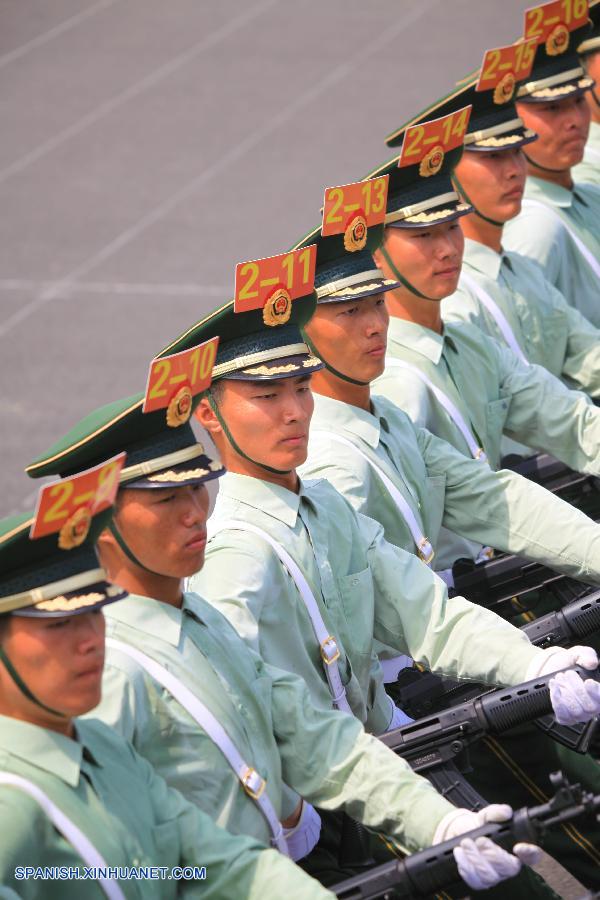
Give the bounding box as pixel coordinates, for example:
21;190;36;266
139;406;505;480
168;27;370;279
573;0;600;184
429;40;600;404
502;0;600;326
24;348;538;892
0;476;330;900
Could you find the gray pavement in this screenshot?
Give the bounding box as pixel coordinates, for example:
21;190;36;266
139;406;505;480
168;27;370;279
1;1;535;512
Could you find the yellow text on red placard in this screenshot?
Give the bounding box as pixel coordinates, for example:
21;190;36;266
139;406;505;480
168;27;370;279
525;0;588;42
321;176;389;237
398;106;472;168
477;40;538;91
30;454;126;539
143;337;219;414
234;246;317;313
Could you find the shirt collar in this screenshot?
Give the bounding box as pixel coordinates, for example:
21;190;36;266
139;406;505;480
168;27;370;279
387;315;453;365
525;175;573;209
312;392;382;449
462;238;503;280
104;593;183;647
0;715;100;788
217;470;318;527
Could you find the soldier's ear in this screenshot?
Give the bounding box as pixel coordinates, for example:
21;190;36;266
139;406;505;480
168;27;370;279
195;395;222;437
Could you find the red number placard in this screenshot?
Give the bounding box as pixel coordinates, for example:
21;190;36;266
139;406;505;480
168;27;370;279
525;0;588;43
476;40;538;91
143;336;219;414
321;176;389;237
30;454;126;539
234;246;317;314
398;106;472;168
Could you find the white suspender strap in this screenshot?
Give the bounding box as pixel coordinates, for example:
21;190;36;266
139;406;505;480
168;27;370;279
384;357;488;463
312;431;434;566
584;146;600;161
0;773;126;900
209;521;354;716
459;271;529;366
522;198;600;279
104;638;287;855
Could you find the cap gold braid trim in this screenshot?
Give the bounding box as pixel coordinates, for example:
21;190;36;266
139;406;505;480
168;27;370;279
33;584;123;613
327;280;399;299
465;118;525;145
315;269;384;299
146;460;223;483
242;363;301;376
385;191;459;225
212;343;308;378
1;568;108;614
121;443;207;483
518;66;587;97
470;129;537;148
303;356;323;368
579;36;600;54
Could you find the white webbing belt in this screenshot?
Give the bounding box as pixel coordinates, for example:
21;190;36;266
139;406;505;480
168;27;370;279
459;271;529;366
385;357;488;463
105;638;287;854
0;773;126;900
209;521;353;716
312;431;434;566
522;199;600;280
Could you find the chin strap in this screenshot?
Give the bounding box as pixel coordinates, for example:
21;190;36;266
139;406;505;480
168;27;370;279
0;645;66;718
523;150;570;175
592;88;600;109
207;391;292;476
302;333;370;387
451;173;505;228
378;245;439;301
108;519;165;577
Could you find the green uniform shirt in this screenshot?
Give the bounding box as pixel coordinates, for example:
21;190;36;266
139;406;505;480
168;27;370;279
0;715;329;900
193;471;544;737
299;392;600;577
503;176;600;326
572;121;600;187
88;593;455;854
443;238;600;399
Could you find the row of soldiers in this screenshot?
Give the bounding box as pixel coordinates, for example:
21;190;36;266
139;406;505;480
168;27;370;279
3;1;600;897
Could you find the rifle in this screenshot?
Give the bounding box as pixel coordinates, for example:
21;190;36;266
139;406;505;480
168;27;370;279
521;587;600;649
384;666;600;800
333;771;600;899
451;552;594;616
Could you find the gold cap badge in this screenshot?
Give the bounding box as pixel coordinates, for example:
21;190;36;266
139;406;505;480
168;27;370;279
493;71;516;105
58;507;92;550
262;287;292;327
343;214;368;253
166;385;193;428
546;23;570;56
419;145;445;178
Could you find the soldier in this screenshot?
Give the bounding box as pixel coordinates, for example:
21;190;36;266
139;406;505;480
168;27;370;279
424;40;600;405
0;467;330;900
501;0;600;326
573;0;600;184
23;348;535;892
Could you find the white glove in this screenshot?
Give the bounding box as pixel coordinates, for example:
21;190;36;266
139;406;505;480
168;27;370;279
385;696;414;732
283;800;322;861
525;645;600;726
433;805;541;891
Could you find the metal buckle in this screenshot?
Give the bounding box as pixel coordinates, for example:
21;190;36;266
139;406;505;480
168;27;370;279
320;636;341;665
417;538;434;565
475;447;486;461
242;767;266;800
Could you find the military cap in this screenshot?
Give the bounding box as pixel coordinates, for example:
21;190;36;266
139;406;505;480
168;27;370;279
159;251;324;381
290;177;400;304
25;343;224;489
0;470;126;618
370;105;473;228
387;43;539;155
517;0;593;102
578;0;600;55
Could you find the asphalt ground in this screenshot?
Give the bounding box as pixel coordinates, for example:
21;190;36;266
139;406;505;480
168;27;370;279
0;5;595;896
1;0;538;515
